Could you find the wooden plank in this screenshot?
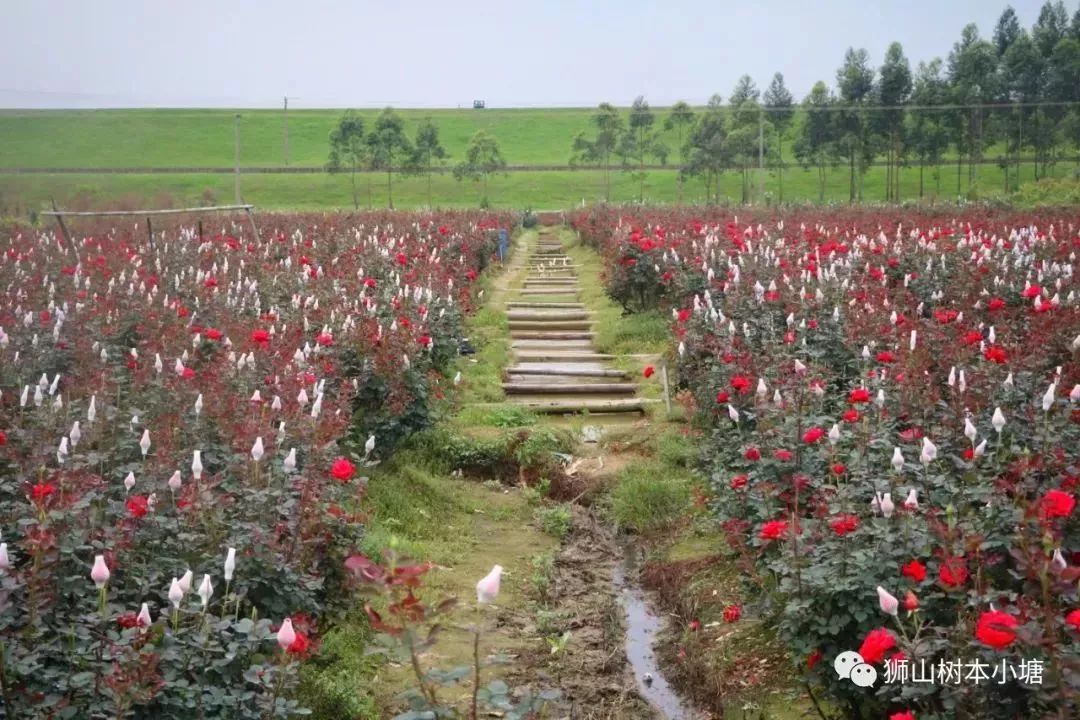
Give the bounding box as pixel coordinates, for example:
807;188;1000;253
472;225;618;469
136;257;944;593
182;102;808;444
507;367;629;378
503;383;637;394
508;320;592;331
506;311;590;320
510;330;594;339
512;398;650;414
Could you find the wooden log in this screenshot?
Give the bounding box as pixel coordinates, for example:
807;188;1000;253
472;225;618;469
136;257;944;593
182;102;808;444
509;331;594;340
502;383;637;394
508;320;592;331
506;311;589;320
514;352;615;361
512;398;649;414
506;302;585;309
507;367;629;378
518;289;579;295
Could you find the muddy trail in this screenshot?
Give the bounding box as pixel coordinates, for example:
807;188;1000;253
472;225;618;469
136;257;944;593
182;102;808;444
480;226;702;719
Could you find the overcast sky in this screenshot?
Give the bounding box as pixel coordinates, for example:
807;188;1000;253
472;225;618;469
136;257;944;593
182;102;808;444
0;0;1058;109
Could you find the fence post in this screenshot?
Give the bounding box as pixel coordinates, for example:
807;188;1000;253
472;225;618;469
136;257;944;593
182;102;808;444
660;360;672;418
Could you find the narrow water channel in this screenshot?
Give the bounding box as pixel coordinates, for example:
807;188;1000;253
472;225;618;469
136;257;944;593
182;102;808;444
613;544;702;720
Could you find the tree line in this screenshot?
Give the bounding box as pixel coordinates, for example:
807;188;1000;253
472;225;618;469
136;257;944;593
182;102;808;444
327;109;507;209
570;1;1080;203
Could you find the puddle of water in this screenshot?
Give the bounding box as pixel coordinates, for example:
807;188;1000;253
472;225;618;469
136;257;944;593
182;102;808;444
613;545;699;720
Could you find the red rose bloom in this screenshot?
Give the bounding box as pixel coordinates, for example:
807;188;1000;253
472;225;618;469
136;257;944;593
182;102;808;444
643;365;655;379
31;483;56;503
831;463;847;475
288;631;311;655
1022;285;1042;299
774;449;793;461
829;514;859;536
902;559;927;583
842;409;860;423
722;604;741;623
1040;489;1075;519
983;346;1007;364
730;375;751;394
876;351;896;363
857;627;897;664
962;330;983;346
126;495;149;518
729;474;748;490
744;447;761;461
1065;609;1080;631
975;610;1018;649
988;297;1006;311
807;650;823;669
205;328;223;341
330;458;355;482
759;519;789;540
716;390;730;403
938;556;969;588
848;388;871;404
251;329;270;345
0;430;6;446
802;427;825;444
902;591;919;611
316;333;333;346
677;308;692;323
889;711;916;720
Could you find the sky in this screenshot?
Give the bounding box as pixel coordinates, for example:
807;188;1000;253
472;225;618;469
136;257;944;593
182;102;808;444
0;0;1059;109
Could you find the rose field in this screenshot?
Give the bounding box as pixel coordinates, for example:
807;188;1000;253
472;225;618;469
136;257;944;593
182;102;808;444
571;205;1080;719
0;210;514;717
1;203;1080;720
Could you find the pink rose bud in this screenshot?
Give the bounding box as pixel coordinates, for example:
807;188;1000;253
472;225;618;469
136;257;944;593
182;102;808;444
91;555;110;588
277;618;297;650
877;585;899;616
476;565;503;604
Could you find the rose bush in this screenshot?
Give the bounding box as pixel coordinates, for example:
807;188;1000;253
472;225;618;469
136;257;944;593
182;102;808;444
0;210;511;717
578;206;1080;718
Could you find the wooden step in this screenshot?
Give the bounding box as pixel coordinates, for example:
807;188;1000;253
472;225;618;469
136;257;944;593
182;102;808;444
507;367;629;378
510;330;594;340
506;311;590;321
511;398;649;414
507;302;586;309
503;382;637;394
513;352;615;362
518;288;579;295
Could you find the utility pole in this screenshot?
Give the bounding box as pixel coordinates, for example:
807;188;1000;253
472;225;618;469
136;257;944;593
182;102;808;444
234;113;241;204
758;107;765;204
283;96;289;166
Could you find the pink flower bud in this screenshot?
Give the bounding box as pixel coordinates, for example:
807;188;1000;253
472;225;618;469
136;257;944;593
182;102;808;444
91;555;110;588
877;586;898;616
277;618;297;650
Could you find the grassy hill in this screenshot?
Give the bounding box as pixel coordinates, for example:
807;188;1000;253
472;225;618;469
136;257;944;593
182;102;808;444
0;108;606;168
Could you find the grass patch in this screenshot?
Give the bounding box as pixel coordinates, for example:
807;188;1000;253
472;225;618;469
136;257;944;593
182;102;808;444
608;459;692;534
453;403;538;428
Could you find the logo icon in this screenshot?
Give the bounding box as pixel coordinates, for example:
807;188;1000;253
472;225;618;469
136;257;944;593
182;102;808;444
834;650;878;688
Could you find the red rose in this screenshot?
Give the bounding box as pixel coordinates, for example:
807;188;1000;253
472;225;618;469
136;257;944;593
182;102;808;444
807;649;823;669
643;365;655;379
988;297;1006;311
975;610;1018;649
251;329;270;345
774;449;793;461
938;556;968;588
889;710;916;720
31;483;56;503
759;519;789;540
730;375;751;393
876;351;896;363
744;447;761;461
1065;609;1080;631
842;409;860;423
417;335;432;348
288;631;311;655
857;627;896;664
729;474;748;490
983;346;1007;364
848;388;871;404
715;391;730;403
1022;285;1042;299
364;278;377;289
829;514;859;536
677;308;692;323
831;463;847;475
205;328;223;341
181;367;196;380
722;604;741;623
330;458;355;482
126;495;149;518
962;330;983;346
901;559;927;583
316;333;334;346
802;427;825;444
0;430;6;446
902;591;919;611
1040;489;1075;519
396;252;408;266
